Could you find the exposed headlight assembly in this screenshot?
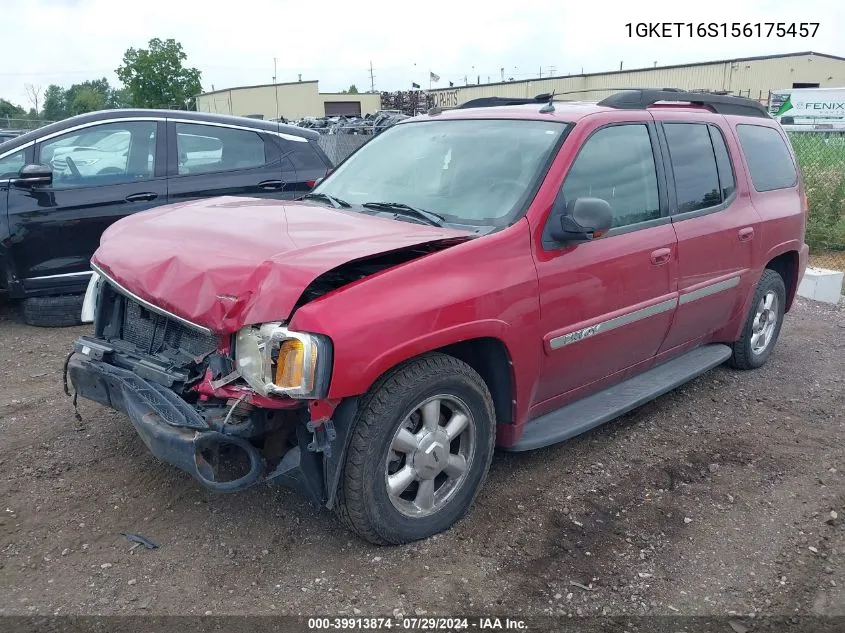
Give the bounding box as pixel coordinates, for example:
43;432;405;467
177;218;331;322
234;323;332;399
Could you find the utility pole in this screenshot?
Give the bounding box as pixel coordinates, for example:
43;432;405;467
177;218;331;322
273;57;277;83
369;61;375;92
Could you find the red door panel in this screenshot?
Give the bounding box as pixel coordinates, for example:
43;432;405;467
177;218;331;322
654;113;762;353
533;224;678;411
527;114;678;417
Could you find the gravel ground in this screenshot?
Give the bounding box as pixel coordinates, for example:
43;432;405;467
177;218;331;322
0;297;842;622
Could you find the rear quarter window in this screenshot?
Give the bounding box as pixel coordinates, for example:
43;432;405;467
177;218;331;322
736;124;798;192
284;140;331;171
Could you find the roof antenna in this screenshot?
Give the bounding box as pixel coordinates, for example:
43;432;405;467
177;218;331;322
539;90;556;113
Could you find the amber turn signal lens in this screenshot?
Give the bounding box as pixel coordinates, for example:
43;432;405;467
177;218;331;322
274;338;317;391
275;339;304;388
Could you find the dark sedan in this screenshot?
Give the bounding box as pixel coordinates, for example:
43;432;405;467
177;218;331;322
0;110;332;326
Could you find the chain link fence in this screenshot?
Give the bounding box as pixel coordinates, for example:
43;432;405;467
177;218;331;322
788;129;845;278
1;117;55;132
313;126;373;166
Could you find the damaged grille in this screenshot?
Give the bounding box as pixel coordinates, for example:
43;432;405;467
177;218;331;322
96;283;217;359
121;299;216;357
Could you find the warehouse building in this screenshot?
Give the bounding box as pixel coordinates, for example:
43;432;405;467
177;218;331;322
195;80;381;120
428;51;845;109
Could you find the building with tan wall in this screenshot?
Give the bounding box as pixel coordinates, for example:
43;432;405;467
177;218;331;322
195;80;382;120
428;51;845;109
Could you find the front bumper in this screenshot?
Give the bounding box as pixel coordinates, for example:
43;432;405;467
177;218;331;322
67;351;265;492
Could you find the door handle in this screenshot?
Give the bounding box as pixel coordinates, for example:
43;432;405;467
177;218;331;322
738;227;754;242
125;192;158;202
258;180;284;191
650;248;672;266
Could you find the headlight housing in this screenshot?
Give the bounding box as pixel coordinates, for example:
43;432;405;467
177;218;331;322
234;323;332;399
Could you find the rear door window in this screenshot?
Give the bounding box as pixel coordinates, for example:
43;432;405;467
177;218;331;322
175;123;267;175
735;124;798;192
663;123;722;213
709;126;736;200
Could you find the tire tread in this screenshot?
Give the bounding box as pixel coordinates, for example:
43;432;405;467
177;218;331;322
22;294;84;328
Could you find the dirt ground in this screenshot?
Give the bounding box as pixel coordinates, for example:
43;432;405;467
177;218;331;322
0;297;842;622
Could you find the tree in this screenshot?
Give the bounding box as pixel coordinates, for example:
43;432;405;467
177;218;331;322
108;87;132;109
0;98;26;120
24;83;42;115
41;79;127;122
70;87;106;114
347;84;359;94
65;78;111;115
116;38;202;110
42;84;67;121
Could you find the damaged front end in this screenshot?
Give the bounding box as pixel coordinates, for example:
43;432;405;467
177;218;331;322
66;272;355;506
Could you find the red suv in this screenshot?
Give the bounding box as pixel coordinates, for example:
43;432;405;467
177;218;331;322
67;89;808;545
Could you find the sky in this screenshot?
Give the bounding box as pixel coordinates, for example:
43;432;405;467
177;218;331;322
1;0;843;110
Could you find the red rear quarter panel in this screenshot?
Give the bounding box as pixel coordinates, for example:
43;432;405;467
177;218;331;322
723;116;808;314
288;219;542;425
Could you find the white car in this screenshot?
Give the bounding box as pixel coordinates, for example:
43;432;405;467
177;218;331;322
50;130;144;177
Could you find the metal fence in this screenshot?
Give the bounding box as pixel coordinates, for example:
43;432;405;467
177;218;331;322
788;129;845;275
0;117;54;132
314;127;373;166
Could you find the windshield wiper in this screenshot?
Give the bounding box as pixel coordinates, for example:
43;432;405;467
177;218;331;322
300;192;350;208
361;201;445;227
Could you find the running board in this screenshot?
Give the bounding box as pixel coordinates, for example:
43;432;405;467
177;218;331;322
507;344;732;452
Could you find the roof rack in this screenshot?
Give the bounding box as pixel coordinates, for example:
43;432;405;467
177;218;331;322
598;89;770;118
457;94;552;109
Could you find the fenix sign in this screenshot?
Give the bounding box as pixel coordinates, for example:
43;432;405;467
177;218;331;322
775;88;845;120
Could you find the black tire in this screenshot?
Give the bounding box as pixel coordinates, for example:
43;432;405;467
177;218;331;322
22;294;84;328
729;269;786;370
334;353;496;545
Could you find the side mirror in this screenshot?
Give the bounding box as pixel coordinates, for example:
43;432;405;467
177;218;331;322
548;196;614;243
12;164;53;188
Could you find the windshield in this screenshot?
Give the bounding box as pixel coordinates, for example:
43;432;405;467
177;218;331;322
314;118;567;228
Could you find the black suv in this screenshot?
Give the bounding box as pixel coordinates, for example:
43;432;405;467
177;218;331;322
0;110;331;326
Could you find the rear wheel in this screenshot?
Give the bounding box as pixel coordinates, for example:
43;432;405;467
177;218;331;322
729;269;786;370
22;294;85;328
334;353;496;545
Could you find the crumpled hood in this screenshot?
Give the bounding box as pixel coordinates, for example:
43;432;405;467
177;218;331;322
92;196;473;333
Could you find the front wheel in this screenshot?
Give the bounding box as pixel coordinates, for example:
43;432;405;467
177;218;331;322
729;269;786;370
334;353;496;545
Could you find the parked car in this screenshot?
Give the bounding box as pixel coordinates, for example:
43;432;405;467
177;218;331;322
0;129;26;143
66;90;808;545
0;110;332;326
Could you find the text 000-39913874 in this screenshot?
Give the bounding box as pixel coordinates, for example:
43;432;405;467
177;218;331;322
625;22;819;38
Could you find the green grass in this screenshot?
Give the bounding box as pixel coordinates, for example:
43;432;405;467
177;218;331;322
788;131;845;252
